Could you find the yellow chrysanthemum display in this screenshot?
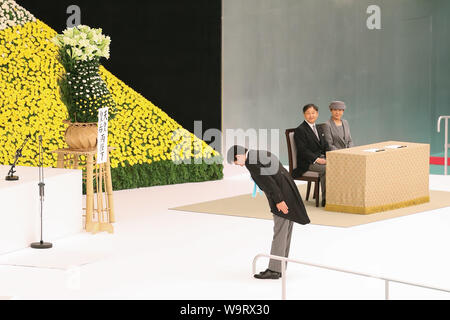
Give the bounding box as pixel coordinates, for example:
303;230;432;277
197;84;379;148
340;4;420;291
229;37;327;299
0;2;223;188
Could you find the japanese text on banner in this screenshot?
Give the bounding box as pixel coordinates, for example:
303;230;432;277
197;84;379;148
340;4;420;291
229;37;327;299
97;108;109;164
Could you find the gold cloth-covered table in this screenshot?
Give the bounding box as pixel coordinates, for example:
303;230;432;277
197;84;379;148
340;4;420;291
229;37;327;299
51;147;115;233
325;141;430;214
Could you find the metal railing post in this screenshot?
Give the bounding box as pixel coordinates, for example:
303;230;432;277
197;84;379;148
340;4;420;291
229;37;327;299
446;117;448;175
385;280;389;300
437;116;450;175
281;260;287;300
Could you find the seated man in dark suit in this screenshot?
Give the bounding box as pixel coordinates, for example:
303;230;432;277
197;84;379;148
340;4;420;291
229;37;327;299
293;104;330;206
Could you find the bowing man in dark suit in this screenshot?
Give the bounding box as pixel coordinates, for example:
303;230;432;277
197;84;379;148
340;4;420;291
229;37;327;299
227;145;310;280
293;104;330;206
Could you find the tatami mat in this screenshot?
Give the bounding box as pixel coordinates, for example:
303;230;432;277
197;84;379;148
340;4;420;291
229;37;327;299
170;184;450;227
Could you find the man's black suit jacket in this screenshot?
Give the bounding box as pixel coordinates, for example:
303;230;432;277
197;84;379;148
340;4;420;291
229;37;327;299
245;150;310;225
293;121;329;178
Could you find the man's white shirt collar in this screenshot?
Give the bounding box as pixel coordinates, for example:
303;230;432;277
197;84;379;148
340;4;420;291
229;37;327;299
306;121;316;129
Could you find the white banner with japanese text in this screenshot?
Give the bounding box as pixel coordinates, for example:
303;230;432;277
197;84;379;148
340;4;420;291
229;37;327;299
97;108;109;164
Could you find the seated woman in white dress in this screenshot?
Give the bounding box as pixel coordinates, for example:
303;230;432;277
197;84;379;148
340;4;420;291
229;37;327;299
323;101;354;150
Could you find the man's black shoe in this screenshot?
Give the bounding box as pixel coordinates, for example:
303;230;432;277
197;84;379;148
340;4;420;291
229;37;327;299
322;199;326;207
254;269;281;279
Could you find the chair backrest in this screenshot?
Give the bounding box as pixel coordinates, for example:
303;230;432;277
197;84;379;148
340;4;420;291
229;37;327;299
285;123;325;174
285;128;297;174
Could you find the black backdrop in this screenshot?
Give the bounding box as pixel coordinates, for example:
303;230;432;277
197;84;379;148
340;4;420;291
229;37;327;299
18;0;222;142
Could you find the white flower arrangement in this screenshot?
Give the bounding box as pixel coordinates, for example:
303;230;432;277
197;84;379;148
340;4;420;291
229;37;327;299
53;24;117;123
0;0;35;31
52;24;111;61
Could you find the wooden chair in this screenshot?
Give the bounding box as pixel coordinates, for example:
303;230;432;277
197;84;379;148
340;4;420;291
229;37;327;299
285;128;321;207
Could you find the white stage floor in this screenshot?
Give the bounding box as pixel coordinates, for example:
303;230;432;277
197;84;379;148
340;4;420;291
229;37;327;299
0;164;449;300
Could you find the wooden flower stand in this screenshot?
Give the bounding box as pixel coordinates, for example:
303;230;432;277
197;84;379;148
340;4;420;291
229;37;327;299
51;147;116;234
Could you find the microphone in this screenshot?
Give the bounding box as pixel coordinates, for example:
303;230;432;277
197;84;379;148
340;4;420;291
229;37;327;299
14;134;31;157
5;134;32;181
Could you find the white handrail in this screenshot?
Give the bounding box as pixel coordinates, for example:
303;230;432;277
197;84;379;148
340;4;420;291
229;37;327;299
437;116;450;175
253;253;450;300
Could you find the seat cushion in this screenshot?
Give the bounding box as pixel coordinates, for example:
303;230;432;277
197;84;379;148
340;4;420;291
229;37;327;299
301;171;320;178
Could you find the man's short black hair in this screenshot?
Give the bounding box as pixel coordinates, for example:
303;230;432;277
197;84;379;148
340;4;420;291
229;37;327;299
227;145;248;164
303;104;318;113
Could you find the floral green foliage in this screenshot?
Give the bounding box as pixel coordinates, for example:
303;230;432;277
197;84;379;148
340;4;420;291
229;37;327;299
57;50;116;122
82;158;224;194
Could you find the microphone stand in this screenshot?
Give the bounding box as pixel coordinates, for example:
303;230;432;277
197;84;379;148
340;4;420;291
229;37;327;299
5;134;31;181
31;135;52;249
